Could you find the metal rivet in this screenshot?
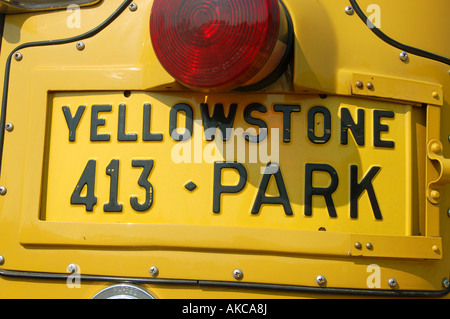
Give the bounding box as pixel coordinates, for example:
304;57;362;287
431;143;441;154
354;242;362;249
67;264;79;273
388;278;398;288
345;6;354;15
366;242;373;250
443;278;449;289
366;82;374;90
355;81;363;89
149;266;159;277
129;2;138;11
0;187;6;196
447;208;450;217
76;41;85;51
233;269;243;280
316;275;327;286
0;255;4;265
399;51;408;62
432;91;439;99
5;123;14;132
430;190;440;201
13;52;23;61
432;245;439;252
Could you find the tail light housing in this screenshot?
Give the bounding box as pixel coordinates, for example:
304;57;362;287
150;0;293;92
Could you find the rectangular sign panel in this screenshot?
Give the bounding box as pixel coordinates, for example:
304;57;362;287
41;92;413;236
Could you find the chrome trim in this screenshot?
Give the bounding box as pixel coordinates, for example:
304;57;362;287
0;0;101;14
1;268;449;298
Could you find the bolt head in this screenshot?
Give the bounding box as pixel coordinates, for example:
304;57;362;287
345;6;354;15
76;42;85;51
447;208;450;217
67;263;78;273
388;278;398;288
129;3;138;11
316;275;327;286
400;51;408;62
0;255;4;265
5;123;14;132
233;269;243;280
0;187;6;196
366;242;373;250
366;82;374;90
355;81;363;89
13;52;23;61
149;266;159;277
443;278;449;289
354;242;362;249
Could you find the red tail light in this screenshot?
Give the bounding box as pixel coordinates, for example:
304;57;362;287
150;0;292;92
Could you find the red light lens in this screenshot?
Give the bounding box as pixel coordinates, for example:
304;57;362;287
150;0;281;91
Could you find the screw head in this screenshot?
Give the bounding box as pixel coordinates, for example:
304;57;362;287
149;266;159;277
355;81;363;89
76;41;85;51
400;51;408;62
13;52;23;61
233;269;243;280
316;275;327;286
345;6;354;15
388;278;398;288
67;263;79;273
443;278;449;289
5;123;13;132
0;187;6;196
129;2;138;11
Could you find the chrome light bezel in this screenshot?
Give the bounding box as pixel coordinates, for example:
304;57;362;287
0;0;101;13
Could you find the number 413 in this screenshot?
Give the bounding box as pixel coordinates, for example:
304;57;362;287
71;159;154;213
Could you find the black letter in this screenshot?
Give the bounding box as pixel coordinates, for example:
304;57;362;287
104;159;123;212
143;104;163;141
251;163;293;215
130;159;154;212
273;104;301;143
118;104;138;141
63;105;85;142
90;104;111;141
350;165;382;220
213;161;247;213
169;103;193;141
341;108;365;146
71;160;97;212
305;163;339;217
307;106;331;144
201;103;237;141
373;110;394;148
243;103;268;143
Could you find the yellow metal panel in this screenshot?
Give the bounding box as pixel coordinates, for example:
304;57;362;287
0;0;448;298
351;73;443;106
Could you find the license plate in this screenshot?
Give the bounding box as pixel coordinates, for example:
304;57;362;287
42;92;413;236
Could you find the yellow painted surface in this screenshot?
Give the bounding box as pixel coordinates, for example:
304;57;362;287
0;0;448;298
